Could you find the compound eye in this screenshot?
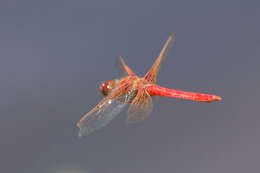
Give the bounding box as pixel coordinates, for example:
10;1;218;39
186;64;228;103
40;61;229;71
99;82;108;96
99;80;115;96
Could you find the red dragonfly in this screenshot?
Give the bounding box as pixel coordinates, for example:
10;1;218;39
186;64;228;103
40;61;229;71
77;33;222;136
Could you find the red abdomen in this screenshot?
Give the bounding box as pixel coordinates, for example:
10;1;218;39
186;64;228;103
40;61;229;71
146;84;222;102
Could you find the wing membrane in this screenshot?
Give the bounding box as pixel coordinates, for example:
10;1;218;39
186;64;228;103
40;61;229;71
77;97;126;136
115;56;135;78
144;33;176;83
127;89;153;123
77;82;134;136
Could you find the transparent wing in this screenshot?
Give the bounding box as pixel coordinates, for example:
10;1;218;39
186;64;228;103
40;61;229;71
115;56;135;78
77;97;126;136
77;82;134;136
126;89;153;123
144;33;176;83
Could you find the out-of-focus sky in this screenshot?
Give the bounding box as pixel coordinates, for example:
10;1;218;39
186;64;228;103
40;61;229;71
0;0;260;173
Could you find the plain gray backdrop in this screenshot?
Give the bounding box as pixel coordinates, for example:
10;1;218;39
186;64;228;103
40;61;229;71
0;0;260;173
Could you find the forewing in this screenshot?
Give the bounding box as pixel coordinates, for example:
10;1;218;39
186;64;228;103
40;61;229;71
77;97;126;136
77;82;134;136
115;56;135;78
127;89;153;123
144;33;176;83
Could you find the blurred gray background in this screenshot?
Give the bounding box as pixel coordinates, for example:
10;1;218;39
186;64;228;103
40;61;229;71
1;0;260;173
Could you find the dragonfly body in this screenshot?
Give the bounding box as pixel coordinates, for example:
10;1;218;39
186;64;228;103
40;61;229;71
100;77;221;103
147;84;221;102
77;33;222;136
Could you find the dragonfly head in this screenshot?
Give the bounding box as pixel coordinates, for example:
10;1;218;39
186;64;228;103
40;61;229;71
99;80;115;96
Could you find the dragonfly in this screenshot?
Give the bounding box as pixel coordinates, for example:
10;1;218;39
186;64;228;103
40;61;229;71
77;33;222;136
